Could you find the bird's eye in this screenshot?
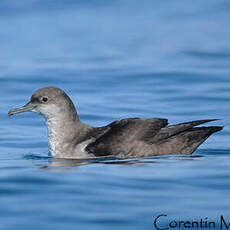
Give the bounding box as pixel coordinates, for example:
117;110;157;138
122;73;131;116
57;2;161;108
41;97;48;103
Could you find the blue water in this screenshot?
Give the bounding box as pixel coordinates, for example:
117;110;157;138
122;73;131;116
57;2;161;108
1;0;230;229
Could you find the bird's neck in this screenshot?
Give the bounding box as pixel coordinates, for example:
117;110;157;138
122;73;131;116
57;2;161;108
46;114;79;157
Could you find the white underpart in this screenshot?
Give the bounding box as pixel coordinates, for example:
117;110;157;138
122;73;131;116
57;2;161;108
46;117;62;157
46;117;92;158
46;116;94;158
34;104;93;158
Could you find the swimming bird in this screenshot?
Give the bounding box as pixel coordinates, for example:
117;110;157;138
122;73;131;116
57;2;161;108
8;87;223;159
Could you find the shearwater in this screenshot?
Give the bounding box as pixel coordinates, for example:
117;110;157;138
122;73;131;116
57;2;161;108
8;87;223;159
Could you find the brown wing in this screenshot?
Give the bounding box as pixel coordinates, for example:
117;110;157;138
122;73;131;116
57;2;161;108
85;118;168;156
149;119;219;143
86;119;222;157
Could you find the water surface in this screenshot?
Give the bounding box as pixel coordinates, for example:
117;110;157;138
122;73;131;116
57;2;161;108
0;0;230;229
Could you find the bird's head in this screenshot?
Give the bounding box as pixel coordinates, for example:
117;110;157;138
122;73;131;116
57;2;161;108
8;87;77;120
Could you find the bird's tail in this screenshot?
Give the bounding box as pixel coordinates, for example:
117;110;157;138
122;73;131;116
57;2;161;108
178;125;223;154
152;120;223;155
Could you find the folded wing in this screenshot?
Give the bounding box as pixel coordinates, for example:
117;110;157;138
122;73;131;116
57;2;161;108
86;118;222;157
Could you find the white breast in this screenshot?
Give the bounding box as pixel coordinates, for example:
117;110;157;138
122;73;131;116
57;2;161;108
46;117;62;157
46;118;94;158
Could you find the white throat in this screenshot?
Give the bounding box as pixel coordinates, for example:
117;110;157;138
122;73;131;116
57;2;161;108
46;116;64;157
45;115;92;159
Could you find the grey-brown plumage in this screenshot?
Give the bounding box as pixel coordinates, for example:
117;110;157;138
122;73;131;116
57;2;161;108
8;87;223;159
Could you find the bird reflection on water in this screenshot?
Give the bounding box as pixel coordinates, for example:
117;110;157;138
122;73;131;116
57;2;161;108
24;153;204;169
